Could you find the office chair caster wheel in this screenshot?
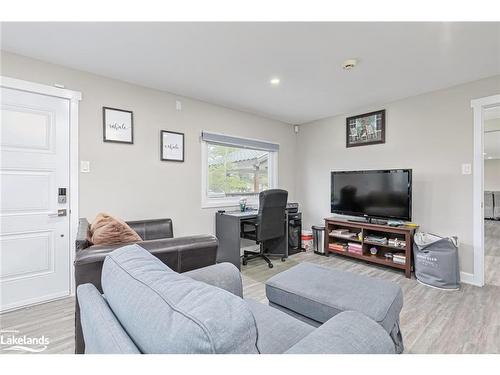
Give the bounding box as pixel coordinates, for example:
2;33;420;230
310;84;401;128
268;263;273;269
281;257;286;262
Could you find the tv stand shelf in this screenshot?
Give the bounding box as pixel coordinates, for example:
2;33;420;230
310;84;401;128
324;218;418;278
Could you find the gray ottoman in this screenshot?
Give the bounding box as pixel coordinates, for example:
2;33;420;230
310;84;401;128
265;262;404;353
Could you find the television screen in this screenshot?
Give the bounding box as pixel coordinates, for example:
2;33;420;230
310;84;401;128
331;169;412;221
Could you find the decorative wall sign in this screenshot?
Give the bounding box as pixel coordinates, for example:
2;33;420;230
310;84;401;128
346;109;385;148
161;130;185;162
103;107;134;144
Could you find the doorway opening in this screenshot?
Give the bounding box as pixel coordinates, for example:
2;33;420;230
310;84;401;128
471;94;500;287
483;106;500;286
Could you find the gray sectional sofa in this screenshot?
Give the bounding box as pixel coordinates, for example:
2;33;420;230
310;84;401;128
74;217;219;353
77;244;396;354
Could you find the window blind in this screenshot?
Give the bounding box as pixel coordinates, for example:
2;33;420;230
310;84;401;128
201;131;279;152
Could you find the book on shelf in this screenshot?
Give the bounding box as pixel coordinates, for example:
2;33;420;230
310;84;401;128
348;249;363;255
347;242;363;254
364;235;388;244
330;231;357;238
331;229;349;235
329;242;347;252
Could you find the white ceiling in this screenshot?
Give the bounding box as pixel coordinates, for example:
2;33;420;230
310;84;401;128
1;22;500;124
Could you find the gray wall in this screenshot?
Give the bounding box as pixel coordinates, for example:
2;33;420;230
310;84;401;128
485;159;500;191
0;51;297;236
296;75;500;274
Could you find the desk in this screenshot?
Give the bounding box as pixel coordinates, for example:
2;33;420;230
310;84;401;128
215;210;289;270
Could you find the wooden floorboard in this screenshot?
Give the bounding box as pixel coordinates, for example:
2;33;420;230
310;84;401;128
240;247;500;354
1;226;499;354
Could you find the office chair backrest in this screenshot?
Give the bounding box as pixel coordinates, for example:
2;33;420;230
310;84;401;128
257;189;288;241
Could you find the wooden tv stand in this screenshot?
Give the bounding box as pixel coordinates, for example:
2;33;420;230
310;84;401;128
324;218;418;278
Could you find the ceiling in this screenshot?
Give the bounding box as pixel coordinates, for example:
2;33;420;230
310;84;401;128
1;22;500;124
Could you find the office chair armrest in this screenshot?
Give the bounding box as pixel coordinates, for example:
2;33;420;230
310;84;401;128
184;263;243;298
285;311;395;354
241;218;259;227
241;218;259;232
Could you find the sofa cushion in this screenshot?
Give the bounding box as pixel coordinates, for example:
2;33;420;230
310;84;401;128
245;299;314;354
90;213;142;245
101;244;259;354
77;284;140;354
266;262;403;333
285;311;396;354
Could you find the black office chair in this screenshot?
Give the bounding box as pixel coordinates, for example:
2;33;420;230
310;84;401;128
240;189;288;268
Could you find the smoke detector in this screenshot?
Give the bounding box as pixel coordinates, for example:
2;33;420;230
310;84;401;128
342;59;358;70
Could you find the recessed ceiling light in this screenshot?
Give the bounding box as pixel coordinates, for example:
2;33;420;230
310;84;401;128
483;152;487;155
270;78;280;85
487;156;493;159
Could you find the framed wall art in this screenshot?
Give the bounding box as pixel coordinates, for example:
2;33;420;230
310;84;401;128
346;109;385;148
161;130;185;162
103;107;134;144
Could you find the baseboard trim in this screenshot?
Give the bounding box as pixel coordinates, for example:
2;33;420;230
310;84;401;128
460;271;479;286
0;291;70;313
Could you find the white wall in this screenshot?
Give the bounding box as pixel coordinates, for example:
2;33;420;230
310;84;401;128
3;50;500;274
485;159;500;191
0;51;297;236
296;75;500;274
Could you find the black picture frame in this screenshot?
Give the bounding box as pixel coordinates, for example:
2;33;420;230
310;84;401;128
346;109;385;148
102;107;134;144
160;130;185;162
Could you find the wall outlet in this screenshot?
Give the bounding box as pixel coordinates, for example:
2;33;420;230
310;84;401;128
175;100;182;111
461;163;472;175
80;161;90;173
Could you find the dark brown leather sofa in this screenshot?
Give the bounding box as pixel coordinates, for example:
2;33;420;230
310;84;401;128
74;217;218;354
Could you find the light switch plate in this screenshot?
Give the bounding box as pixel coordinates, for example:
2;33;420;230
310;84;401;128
175;100;182;111
461;163;472;175
80;161;90;173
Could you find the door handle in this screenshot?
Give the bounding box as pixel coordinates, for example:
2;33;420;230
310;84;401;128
48;209;67;217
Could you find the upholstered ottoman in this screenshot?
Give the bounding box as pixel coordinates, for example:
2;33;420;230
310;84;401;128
265;262;404;353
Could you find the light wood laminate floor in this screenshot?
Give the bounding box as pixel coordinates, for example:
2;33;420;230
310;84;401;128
1;249;500;354
485;220;500;287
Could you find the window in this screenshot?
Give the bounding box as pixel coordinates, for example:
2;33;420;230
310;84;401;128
201;132;278;207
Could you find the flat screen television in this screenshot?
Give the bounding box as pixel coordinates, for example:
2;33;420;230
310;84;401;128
331;169;412;221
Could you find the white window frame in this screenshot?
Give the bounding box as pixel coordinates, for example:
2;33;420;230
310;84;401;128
201;133;279;208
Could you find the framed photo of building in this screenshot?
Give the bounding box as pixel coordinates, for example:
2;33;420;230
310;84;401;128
346;109;385;148
103;107;134;144
161;130;185;162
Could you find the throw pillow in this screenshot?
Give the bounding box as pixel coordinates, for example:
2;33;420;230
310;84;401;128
89;213;142;245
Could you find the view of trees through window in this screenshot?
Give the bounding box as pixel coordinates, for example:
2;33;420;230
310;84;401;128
208;144;269;197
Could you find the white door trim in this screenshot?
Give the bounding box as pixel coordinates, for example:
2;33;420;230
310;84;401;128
1;76;82;297
470;94;500;287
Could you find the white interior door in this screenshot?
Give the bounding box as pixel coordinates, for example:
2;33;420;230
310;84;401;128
1;87;71;311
